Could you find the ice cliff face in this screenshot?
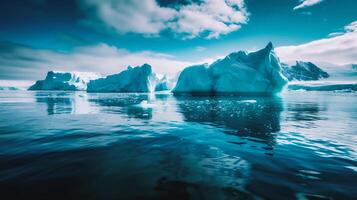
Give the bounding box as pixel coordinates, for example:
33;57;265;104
282;61;329;81
173;42;288;94
28;71;100;91
87;64;171;93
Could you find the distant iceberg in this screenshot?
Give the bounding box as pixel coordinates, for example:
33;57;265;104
154;74;174;92
87;64;171;93
173;42;288;94
288;81;357;91
285;62;357;92
315;62;357;81
28;71;100;91
0;86;22;91
282;61;329;81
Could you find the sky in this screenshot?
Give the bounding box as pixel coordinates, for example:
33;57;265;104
0;0;356;82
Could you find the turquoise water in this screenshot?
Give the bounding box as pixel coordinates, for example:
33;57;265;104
0;91;356;199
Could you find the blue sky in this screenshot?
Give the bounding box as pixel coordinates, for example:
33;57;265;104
0;0;356;81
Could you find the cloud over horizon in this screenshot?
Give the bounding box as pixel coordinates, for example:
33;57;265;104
80;0;249;39
276;20;357;65
0;42;195;81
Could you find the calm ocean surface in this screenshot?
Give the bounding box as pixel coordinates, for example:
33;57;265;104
0;90;356;200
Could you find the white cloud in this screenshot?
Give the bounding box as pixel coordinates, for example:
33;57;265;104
293;0;324;10
276;21;357;65
80;0;249;39
0;42;196;80
81;0;176;35
327;32;344;38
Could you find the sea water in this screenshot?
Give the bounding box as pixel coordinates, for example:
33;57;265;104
0;90;356;199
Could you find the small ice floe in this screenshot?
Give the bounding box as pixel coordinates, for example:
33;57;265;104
137;100;156;109
240;100;257;103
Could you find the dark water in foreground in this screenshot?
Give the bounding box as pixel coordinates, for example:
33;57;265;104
0;91;356;200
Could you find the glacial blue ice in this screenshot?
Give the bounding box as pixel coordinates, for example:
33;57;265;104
173;42;288;94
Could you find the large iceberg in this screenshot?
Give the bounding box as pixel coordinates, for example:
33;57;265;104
28;71;100;91
281;61;329;81
87;64;171;93
173;42;288;94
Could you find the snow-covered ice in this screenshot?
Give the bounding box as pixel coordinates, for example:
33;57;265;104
173;42;288;94
28;71;100;91
315;62;357;81
285;62;357;91
282;61;329;81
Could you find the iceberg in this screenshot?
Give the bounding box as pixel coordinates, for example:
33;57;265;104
173;64;213;93
0;86;21;91
87;64;171;93
173;42;288;94
28;71;100;91
288;81;357;91
154;74;174;92
281;61;329;81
